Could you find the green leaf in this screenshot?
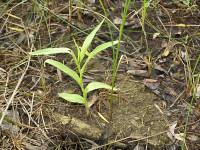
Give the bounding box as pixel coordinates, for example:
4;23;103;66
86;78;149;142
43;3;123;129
80;19;105;62
85;81;117;93
90;40;119;58
81;40;119;74
44;59;81;86
29;48;71;55
58;93;85;104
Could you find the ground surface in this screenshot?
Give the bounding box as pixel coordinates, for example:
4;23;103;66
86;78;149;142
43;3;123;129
0;0;200;149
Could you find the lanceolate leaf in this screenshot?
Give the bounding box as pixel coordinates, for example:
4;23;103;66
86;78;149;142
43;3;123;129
81;40;119;74
86;81;117;93
73;38;81;63
44;59;81;86
90;40;119;58
80;19;105;62
29;48;71;55
58;93;85;104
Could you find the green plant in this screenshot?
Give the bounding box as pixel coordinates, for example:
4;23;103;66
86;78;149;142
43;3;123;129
30;19;119;114
110;0;131;118
141;0;152;75
181;47;200;149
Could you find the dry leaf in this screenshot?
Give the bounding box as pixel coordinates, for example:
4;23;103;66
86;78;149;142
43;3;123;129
174;133;184;141
143;79;160;90
153;33;160;39
154;64;168;74
87;0;95;4
195;84;200;97
113;17;122;25
187;135;199;142
167;121;184;141
127;70;148;77
162;48;170;57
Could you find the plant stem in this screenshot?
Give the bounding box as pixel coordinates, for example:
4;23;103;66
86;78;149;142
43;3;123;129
141;0;151;75
79;66;89;115
75;56;89;115
111;0;131;119
84;97;89;115
82;87;89;115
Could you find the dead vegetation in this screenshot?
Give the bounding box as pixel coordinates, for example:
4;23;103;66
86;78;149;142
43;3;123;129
0;0;200;149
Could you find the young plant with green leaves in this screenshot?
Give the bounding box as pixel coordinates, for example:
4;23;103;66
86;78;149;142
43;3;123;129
30;19;119;114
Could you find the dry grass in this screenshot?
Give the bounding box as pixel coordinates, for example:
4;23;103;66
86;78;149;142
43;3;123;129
0;0;200;149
